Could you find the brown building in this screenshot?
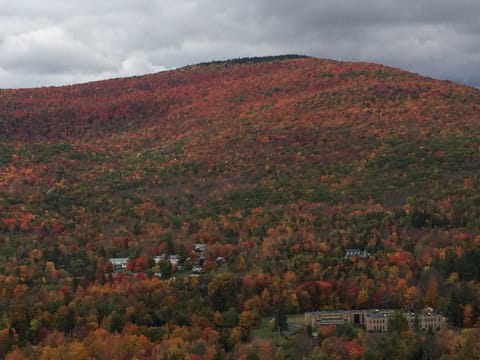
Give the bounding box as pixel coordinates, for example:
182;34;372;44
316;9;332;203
305;310;366;328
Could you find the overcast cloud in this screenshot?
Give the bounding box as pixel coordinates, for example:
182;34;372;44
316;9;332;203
1;0;480;88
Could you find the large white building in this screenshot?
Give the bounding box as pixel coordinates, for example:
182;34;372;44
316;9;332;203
305;308;446;333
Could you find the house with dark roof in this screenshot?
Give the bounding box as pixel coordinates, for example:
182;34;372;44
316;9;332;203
345;249;371;259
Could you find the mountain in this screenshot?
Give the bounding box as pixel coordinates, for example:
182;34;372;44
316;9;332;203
1;55;479;227
1;56;480;358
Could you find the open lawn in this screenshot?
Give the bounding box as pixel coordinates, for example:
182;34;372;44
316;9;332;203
252;314;306;345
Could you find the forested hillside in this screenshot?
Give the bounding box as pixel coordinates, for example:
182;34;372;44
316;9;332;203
1;56;480;359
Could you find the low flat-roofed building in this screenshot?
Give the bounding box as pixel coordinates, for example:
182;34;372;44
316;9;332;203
305;310;365;328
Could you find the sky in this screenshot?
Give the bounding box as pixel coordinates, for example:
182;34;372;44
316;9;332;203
1;0;480;89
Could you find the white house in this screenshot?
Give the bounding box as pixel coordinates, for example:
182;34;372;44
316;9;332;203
169;254;181;266
192;266;204;274
109;258;129;269
194;243;207;253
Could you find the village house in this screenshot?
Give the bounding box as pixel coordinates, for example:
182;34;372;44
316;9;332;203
191;266;204;274
169;254;181;266
345;249;371;259
153;254;181;266
194;243;207;253
109;257;129;269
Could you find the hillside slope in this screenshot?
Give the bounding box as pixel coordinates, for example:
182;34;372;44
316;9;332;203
1;56;480;225
1;56;480;358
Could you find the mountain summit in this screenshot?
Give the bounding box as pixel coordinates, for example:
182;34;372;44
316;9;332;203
2;55;479;142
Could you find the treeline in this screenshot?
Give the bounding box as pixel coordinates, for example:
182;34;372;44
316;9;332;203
195;54;310;67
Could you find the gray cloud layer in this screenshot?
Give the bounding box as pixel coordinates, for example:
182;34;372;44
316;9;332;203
1;0;479;88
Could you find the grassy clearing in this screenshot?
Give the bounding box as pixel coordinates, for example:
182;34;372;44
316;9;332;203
287;314;306;325
251;314;305;345
251;317;285;345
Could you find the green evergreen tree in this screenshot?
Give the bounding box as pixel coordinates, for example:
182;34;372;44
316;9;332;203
388;310;409;334
275;301;288;332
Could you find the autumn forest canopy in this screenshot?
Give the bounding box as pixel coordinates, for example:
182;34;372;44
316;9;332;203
1;56;480;359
